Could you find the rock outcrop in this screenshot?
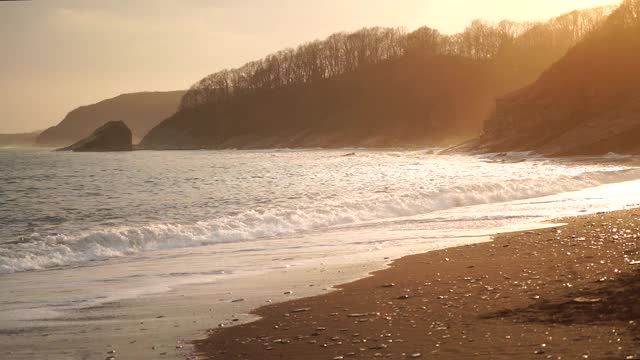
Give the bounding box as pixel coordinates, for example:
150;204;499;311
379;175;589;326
465;0;640;156
59;121;132;152
37;91;184;148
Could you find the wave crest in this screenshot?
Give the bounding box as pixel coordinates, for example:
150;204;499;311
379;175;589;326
2;168;639;274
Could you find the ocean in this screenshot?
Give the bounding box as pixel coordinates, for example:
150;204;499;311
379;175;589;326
2;148;640;359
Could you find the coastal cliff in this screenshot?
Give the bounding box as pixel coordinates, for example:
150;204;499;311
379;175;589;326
468;0;640;156
36;91;184;148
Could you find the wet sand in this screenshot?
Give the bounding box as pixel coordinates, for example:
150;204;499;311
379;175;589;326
195;209;640;359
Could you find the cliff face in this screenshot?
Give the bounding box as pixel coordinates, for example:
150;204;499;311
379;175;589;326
36;91;184;148
473;1;640;156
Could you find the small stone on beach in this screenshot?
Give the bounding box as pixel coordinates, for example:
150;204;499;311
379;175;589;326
347;313;368;318
572;297;602;303
291;307;311;313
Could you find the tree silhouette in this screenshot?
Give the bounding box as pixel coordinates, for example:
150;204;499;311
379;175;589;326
180;5;615;113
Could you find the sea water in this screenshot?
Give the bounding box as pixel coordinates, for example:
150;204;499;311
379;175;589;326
2;148;640;359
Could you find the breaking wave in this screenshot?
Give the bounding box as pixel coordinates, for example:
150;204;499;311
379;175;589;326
2;168;640;274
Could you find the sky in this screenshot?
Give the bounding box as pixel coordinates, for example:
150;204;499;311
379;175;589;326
0;0;621;133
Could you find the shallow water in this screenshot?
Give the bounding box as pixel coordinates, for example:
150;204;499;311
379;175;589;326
2;148;640;359
2;148;639;274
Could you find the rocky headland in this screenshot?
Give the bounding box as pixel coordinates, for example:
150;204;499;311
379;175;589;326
461;1;640;156
37;91;184;148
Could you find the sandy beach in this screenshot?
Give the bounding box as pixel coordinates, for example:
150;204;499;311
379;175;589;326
195;208;640;359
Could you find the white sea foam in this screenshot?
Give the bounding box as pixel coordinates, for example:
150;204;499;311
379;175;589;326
2;167;640;274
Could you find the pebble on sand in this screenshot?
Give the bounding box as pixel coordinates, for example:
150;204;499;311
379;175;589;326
572;297;602;303
347;313;368;318
291;307;311;313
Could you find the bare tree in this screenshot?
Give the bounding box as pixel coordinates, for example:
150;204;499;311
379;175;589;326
179;4;617;111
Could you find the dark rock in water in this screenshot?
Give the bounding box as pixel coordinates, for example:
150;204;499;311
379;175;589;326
59;121;132;152
37;91;185;147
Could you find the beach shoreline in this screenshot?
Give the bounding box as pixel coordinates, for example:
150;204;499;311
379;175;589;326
194;208;640;359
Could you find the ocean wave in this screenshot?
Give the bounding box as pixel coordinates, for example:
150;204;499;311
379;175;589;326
2;168;640;274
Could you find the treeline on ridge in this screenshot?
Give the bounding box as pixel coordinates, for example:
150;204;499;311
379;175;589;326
180;7;612;110
142;5;615;149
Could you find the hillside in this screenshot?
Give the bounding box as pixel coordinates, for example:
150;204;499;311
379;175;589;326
143;56;500;149
466;0;640;156
141;8;611;150
36;91;185;147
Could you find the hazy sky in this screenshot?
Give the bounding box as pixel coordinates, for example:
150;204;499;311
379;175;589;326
0;0;620;133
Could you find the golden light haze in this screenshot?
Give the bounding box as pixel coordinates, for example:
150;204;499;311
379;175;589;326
0;0;620;133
